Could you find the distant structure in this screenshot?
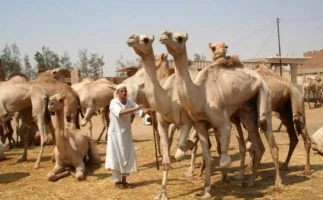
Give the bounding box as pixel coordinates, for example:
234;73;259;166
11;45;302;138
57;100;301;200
302;49;323;69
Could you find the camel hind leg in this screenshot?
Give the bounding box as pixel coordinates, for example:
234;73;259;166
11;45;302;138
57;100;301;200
47;164;70;182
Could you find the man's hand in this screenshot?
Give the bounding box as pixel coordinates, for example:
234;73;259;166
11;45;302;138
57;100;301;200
137;104;145;110
143;108;152;114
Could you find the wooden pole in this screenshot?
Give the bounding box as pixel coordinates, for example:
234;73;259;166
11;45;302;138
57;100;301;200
150;111;160;170
277;17;283;76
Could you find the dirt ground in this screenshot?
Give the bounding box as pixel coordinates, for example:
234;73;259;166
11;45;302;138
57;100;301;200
1;105;323;200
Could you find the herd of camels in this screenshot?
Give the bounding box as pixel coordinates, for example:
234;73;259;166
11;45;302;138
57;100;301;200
1;30;323;199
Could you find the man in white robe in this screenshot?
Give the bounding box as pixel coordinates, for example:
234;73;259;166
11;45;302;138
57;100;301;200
105;83;150;189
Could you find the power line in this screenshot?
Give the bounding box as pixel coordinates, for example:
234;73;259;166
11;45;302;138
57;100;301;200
253;25;277;58
231;21;276;46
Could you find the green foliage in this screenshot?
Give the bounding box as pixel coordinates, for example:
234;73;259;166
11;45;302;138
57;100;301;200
60;51;73;70
34;46;60;72
23;54;36;79
193;53;206;61
0;43;22;77
77;49;104;78
115;55;141;77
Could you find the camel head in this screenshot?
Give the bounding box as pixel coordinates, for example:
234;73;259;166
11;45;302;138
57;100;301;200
209;41;228;61
127;34;155;57
315;75;322;82
48;93;66;112
154;53;168;69
159;30;188;57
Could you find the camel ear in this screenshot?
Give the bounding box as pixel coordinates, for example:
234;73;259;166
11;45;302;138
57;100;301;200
184;33;189;41
150;35;155;42
209;42;212;49
162;53;168;59
61;93;66;99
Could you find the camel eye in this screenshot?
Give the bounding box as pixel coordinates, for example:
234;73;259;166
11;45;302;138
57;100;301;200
211;47;216;51
177;36;183;42
143;38;149;43
225;46;228;49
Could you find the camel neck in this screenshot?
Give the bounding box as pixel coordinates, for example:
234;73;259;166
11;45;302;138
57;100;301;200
141;53;169;114
54;109;65;141
173;50;201;112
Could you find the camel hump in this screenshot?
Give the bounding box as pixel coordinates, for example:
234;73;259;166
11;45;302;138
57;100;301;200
212;55;243;68
87;140;101;165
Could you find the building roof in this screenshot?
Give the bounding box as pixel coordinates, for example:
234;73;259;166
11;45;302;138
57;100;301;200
115;66;140;72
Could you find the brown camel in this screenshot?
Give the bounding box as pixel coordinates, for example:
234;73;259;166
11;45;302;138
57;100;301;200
0;73;51;168
160;30;282;199
47;93;101;181
0;119;15;148
32;72;83;129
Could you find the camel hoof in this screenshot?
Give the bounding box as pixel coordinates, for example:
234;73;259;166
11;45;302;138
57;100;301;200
280;165;288;171
17;157;27;162
195;190;212;199
274;182;284;192
154;193;168;200
219;154;231;168
80;120;87;127
184;170;194;178
242;180;254;187
34;163;40;169
234;173;245;180
303;169;311;175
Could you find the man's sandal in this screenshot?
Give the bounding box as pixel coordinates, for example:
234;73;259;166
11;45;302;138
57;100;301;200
115;182;125;189
122;182;134;189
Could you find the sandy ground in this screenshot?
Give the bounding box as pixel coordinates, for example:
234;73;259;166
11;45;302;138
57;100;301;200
1;105;323;200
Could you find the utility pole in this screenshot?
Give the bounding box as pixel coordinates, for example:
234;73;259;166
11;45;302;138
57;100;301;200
277;17;282;76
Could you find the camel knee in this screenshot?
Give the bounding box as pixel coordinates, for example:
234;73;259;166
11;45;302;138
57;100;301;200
80;119;88;127
75;171;85;181
174;148;185;162
47;172;57;182
259;120;267;132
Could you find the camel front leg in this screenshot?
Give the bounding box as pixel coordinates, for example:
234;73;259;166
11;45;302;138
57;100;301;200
154;121;170;200
96;108;109;143
80;107;96;127
194;122;212;199
88;119;93;139
34;115;47;169
234;122;247;180
74;162;86;181
168;123;177;152
18;125;30;162
174;123;191;162
47;164;69;182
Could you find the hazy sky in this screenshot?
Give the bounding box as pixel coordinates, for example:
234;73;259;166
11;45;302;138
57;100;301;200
1;0;323;76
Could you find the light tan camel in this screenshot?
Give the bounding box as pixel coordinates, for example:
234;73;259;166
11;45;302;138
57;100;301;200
302;75;323;108
32;72;83;129
44;68;70;83
47;93;100;181
208;42;312;177
71;78;114;140
123;53;179;157
311;126;323;155
160;30;282;199
0;74;51;168
127;34;204;200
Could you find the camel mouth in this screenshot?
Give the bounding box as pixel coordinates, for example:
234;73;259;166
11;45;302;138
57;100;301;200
126;39;137;47
159;34;169;43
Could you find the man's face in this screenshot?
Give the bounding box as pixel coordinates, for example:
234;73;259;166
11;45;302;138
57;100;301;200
117;87;127;99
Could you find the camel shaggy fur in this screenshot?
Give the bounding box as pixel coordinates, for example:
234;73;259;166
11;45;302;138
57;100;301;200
47;93;100;181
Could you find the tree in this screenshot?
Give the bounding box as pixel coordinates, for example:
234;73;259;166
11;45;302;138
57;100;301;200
193;53;206;61
77;49;90;77
88;53;104;78
1;43;22;77
60;51;73;70
34;46;60;72
23;54;36;79
115;55;141;77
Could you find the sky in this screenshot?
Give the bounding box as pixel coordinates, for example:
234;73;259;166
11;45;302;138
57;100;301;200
1;0;323;76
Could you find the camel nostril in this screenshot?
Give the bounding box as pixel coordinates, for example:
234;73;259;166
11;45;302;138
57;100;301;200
212;47;216;51
177;36;183;42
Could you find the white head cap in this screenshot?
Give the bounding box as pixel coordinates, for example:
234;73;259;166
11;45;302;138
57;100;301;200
116;83;126;91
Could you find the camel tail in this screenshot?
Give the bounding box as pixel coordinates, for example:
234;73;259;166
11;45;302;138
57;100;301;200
290;85;307;135
75;94;84;130
88;140;101;165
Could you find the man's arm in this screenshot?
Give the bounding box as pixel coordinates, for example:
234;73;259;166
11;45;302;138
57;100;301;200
119;106;143;117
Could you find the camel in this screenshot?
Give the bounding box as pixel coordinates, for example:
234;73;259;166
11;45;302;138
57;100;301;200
0;74;51;168
127;34;205;200
47;93;100;181
311;126;323;155
44;68;71;83
123;53;179;157
71;78;114;140
32;72;83;129
160;30;282;199
0;119;15;148
302;75;323;108
0;140;6;160
207;42;312;176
